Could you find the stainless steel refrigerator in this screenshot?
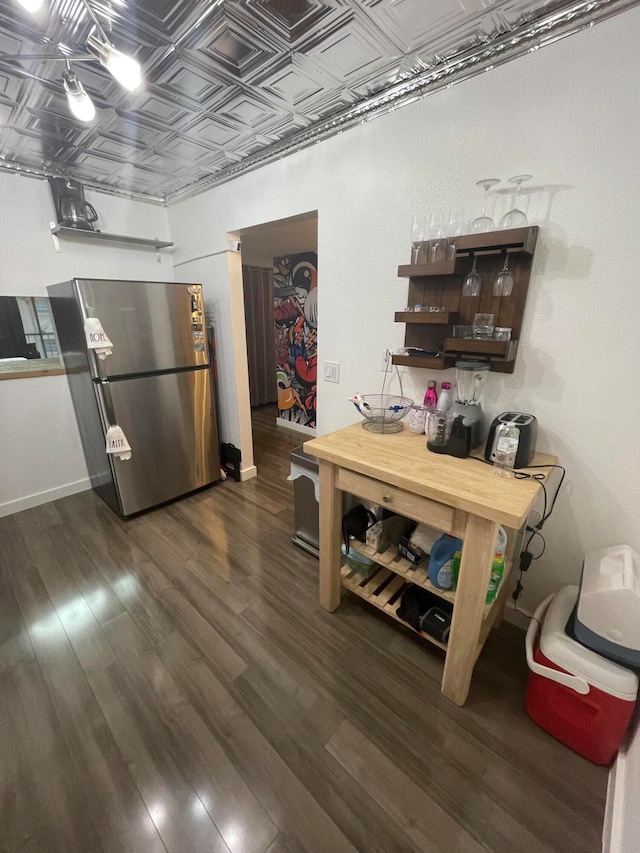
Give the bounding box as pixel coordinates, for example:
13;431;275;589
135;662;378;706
48;278;220;517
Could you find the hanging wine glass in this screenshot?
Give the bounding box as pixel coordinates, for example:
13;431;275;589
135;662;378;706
470;178;500;232
493;252;514;296
499;175;532;229
428;212;445;264
445;209;463;262
410;215;427;264
462;254;482;297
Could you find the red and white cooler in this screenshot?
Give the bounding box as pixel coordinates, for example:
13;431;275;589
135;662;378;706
525;584;638;765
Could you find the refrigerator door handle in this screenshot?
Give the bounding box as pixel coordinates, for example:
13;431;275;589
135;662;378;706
96;378;117;427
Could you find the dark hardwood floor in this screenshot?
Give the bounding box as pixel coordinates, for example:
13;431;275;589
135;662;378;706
0;404;607;852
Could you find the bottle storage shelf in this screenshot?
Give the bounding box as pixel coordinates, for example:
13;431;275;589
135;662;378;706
340;563;449;651
348;539;508;622
349;540;456;604
395;226;538;374
341;550;512;652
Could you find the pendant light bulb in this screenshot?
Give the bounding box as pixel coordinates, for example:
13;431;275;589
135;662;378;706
63;69;96;122
17;0;44;12
87;33;142;92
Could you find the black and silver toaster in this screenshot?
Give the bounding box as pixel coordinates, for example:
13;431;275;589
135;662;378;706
485;412;538;468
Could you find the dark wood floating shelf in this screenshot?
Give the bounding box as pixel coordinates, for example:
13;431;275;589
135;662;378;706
51;225;174;250
394;226;538;374
394;311;459;324
398;226;538;278
398;260;456;277
391;354;451;370
443;338;518;359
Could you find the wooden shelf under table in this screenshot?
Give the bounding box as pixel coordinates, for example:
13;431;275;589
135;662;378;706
347;540;512;627
349;540;456;604
340;563;448;651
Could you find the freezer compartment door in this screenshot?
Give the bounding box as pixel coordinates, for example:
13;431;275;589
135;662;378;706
97;368;220;516
74;279;207;377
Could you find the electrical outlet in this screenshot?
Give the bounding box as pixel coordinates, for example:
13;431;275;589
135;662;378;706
324;361;340;383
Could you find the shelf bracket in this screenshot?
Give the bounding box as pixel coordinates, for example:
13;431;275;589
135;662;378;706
50;222;61;253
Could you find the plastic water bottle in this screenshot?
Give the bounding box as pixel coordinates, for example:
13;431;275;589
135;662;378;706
436;381;453;412
423;381;438;410
493;422;519;478
429;534;463;590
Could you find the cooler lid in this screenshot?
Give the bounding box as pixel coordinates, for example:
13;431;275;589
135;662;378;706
540;585;638;701
577;545;640;652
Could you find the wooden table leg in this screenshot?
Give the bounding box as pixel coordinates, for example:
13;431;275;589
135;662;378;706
318;460;342;612
441;514;498;706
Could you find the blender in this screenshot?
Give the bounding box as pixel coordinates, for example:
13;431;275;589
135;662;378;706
450;361;490;448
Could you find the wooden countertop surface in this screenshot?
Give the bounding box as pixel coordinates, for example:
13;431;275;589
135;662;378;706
305;422;556;528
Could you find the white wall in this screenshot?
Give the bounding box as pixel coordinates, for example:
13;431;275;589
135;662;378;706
604;717;640;852
167;9;640;615
0;174;173;516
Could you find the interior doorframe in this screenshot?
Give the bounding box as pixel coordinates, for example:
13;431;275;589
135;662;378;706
225;234;257;481
227;211;318;480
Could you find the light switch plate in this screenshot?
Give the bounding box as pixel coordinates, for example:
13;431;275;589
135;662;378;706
324;361;340;383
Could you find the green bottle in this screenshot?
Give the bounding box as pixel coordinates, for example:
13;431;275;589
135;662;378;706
486;557;505;604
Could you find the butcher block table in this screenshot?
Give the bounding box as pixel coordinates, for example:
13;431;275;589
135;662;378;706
304;423;555;706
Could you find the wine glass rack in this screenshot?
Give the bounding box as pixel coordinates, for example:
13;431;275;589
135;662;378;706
393;226;538;374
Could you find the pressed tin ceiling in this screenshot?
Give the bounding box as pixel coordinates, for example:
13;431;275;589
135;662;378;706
0;0;637;204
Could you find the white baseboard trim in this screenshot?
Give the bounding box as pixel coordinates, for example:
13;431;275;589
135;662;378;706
503;599;533;630
603;715;640;853
240;465;257;481
275;418;316;437
0;478;91;518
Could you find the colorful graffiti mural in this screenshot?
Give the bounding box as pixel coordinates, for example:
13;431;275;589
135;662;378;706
273;252;317;429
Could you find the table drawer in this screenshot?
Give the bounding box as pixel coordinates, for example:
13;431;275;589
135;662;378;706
337;468;462;535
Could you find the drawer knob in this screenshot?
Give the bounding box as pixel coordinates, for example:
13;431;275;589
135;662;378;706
383;495;391;504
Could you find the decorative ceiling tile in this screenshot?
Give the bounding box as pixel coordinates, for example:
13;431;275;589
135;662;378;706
154;63;225;104
125;93;190;127
362;0;484;51
258;59;325;107
93;136;146;160
184;114;242;147
0;0;635;201
220;94;275;127
100;113;172;148
162;135;218;164
0;68;26;101
0;102;15;124
249;0;341;43
189;16;277;79
311;32;380;78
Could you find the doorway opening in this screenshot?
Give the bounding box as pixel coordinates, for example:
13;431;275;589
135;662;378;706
236;211;318;474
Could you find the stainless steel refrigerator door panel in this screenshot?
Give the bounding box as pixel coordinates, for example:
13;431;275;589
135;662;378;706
74;279;207;378
97;369;219;516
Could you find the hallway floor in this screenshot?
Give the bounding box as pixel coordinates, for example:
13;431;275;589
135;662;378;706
0;405;607;852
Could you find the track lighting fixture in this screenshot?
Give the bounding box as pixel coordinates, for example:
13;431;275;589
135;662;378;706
8;0;142;125
87;32;141;92
62;62;95;122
